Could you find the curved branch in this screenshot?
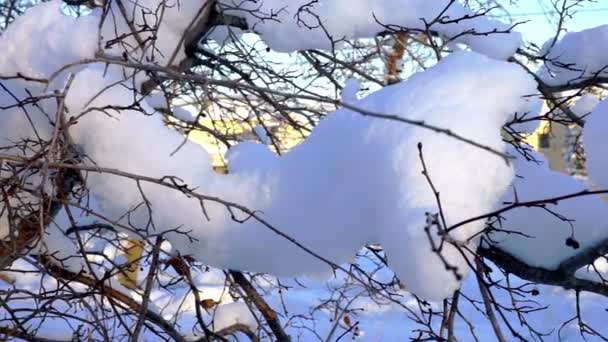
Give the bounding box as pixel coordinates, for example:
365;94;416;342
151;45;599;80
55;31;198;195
229;271;290;342
480;244;608;297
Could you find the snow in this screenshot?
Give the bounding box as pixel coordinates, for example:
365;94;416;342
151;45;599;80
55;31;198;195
584;98;608;189
225;141;278;174
0;40;536;301
0;0;98;79
341;78;361;104
0;0;569;305
3;254;606;341
538;24;608;86
100;0;206;66
507;94;543;134
3;0;608;339
220;0;522;59
207;25;244;46
572;94;600;117
41;50;533;302
0;0;537;300
172;106;196;122
57;0;524;67
212;301;258;332
146;92;169;110
0;0;96;159
575;257;608;283
490;150;608;270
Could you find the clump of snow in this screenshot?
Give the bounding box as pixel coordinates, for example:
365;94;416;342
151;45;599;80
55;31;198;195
207;25;244;46
0;0;537;302
100;0;207;66
212;301;258;332
490;150;608;270
575;257;608;283
572;94;600;117
226;142;278;174
10;3;608;338
0;0;97;170
220;0;522;59
54;51;534;301
145;93;169;110
538;25;608;86
341;78;361;104
584;98;608;189
172;106;197;122
0;0;98;79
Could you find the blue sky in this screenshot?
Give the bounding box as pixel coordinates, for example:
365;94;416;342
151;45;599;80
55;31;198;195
503;0;607;46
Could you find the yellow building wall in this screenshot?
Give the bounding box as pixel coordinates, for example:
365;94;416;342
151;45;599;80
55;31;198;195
525;121;569;174
188;117;307;171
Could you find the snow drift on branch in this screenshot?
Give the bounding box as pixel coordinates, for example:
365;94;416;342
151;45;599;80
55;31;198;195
220;0;522;59
538;25;608;86
491;150;608;270
0;0;537;301
584;97;608;190
58;51;534;301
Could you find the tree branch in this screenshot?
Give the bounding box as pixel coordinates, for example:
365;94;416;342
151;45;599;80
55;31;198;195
480;244;608;297
229;271;290;342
